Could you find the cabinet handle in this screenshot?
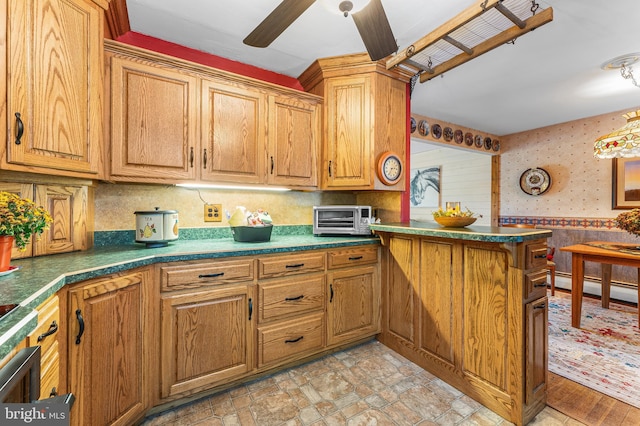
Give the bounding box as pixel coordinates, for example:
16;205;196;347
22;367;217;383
248;298;253;320
270;156;274;174
534;254;547;259
285;336;304;344
14;112;24;145
203;148;207;169
198;272;224;279
328;160;332;177
285;295;304;301
348;256;363;261
534;303;546;310
189;147;194;168
49;387;58;398
75;309;85;345
534;282;547;288
286;263;304;269
37;320;58;342
329;284;334;303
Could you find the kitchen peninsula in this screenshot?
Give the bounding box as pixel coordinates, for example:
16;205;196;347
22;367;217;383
370;221;552;426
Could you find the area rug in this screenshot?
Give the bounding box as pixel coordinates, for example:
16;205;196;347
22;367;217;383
548;292;640;408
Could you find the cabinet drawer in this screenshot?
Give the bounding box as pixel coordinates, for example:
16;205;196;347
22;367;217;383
160;258;255;291
525;269;548;300
27;295;60;355
525;242;548;270
258;313;324;367
258;253;325;278
259;274;325;322
327;246;379;269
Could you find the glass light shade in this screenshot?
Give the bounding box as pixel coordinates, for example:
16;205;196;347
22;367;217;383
322;0;370;15
594;110;640;158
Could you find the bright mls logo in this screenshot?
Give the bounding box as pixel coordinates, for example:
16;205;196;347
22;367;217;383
1;404;69;425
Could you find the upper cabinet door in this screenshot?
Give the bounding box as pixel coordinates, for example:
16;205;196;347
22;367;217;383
5;0;105;176
267;95;320;188
324;75;373;189
108;55;199;182
200;80;266;184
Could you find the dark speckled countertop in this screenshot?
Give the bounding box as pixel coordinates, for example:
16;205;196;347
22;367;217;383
370;221;552;242
0;234;379;360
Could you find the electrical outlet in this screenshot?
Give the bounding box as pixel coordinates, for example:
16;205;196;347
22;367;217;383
204;204;222;222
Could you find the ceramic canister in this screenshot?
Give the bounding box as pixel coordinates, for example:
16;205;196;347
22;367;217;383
134;208;179;245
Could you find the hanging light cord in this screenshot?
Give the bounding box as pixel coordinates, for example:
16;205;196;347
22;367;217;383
621;63;640;88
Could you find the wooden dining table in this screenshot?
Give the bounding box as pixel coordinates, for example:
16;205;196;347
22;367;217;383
560;242;640;328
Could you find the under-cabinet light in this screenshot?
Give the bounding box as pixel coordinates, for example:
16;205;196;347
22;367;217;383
175;183;291;192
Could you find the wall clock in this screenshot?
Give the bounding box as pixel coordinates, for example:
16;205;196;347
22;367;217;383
519;167;551;196
377;151;403;186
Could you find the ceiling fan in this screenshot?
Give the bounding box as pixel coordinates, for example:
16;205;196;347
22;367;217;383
243;0;397;61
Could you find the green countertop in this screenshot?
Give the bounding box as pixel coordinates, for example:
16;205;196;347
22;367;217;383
0;234;379;360
370;221;552;242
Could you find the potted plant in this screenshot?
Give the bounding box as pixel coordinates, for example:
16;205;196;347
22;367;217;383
0;191;53;271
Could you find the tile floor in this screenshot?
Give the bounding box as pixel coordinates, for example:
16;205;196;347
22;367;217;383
142;340;583;426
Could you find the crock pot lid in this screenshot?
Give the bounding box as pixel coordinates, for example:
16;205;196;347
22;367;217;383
134;209;178;214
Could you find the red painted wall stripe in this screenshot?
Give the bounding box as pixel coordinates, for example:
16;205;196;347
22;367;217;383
115;31;305;91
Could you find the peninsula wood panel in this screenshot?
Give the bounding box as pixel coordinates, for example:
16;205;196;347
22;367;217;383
385;235;417;343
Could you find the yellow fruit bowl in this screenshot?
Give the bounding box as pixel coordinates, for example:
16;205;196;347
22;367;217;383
434;216;477;228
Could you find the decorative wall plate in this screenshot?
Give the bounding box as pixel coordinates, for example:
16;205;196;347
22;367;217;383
519;167;551;196
417;119;429;136
484;137;492;150
465;132;474;146
454;129;463;144
474;135;483;147
410;117;417;133
443;127;454;141
492;140;500;151
432;124;442;139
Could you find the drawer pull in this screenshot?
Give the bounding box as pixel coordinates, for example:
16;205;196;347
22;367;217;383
286;263;304;269
534;254;547;259
348;256;364;261
534;303;546;310
75;309;84;345
49;387;58;398
534;282;548;288
285;295;304;301
37;320;59;342
199;272;224;279
285;336;304;344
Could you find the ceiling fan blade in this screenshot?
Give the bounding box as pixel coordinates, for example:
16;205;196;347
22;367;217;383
244;0;316;48
352;0;397;61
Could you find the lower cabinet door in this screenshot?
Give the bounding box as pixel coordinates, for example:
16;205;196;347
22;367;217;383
67;269;152;426
326;265;380;346
160;284;255;399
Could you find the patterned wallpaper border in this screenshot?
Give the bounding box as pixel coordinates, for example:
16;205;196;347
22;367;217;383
499;216;619;230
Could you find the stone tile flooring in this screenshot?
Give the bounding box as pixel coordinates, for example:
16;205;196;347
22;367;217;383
142;340;583;425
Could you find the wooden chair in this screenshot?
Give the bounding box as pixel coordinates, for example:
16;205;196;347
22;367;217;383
501;223;556;295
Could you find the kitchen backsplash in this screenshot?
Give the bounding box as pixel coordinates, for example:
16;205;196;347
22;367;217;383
94;183;357;231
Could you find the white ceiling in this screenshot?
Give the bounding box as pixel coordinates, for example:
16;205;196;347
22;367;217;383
126;0;640;136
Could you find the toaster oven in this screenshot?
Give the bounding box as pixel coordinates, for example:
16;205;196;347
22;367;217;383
313;205;373;236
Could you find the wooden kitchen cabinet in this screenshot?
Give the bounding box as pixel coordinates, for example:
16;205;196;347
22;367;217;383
326;247;380;346
108;54;199;181
298;54;411;191
0;181;92;259
266;94;320;188
67;268;156;426
200;79;266;184
377;232;548;425
26;294;61;400
1;0;106;178
104;40;322;188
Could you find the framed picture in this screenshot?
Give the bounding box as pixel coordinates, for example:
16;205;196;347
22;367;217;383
410;166;440;207
613;158;640;209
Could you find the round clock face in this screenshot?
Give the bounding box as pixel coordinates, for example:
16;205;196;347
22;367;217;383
378;152;403;185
